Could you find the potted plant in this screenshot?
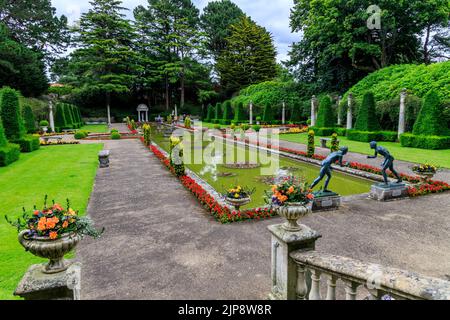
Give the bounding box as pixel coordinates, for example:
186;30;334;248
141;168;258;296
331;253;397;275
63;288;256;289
412;163;438;181
224;185;255;211
5;196;103;274
39;120;49;134
265;176;315;232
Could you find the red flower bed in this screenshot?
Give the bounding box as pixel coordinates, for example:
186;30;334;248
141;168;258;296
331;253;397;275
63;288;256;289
407;180;450;197
148;144;276;223
127;124;138;134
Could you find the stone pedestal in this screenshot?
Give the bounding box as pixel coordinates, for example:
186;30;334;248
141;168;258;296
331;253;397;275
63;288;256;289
98;150;110;168
312;191;341;211
14;262;81;300
370;183;408;201
267;224;321;300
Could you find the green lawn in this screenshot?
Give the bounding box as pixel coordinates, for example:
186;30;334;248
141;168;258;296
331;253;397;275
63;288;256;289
79;124;109;133
0;143;103;300
278;133;450;168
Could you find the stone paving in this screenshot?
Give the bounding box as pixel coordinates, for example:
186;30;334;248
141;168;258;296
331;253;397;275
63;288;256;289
77;136;450;300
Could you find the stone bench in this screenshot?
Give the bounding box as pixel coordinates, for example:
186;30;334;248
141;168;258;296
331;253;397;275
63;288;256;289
320;137;339;148
98;150;110;168
42;136;63;143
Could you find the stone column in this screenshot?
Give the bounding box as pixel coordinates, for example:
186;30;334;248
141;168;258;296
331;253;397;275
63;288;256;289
146;110;149;122
249;101;253;125
49;101;55;133
398;88;407;139
337;96;342;126
282;102;286;125
268;223;321;300
346;93;353;130
138;111;141;123
174;104;178;121
311;96;317;127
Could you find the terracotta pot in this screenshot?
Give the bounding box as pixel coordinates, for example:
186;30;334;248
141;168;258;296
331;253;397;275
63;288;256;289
276;203;311;232
225;197;251;211
18;231;81;274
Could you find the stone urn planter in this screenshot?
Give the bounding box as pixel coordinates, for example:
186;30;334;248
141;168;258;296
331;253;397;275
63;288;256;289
417;172;435;182
225;196;251;211
276;202;312;232
18;231;81;274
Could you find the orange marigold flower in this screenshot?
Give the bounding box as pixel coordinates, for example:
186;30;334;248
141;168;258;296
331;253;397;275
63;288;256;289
33;210;40;216
62;221;69;228
37;217;47;231
53;204;63;211
49;231;58;240
307;193;315;200
287;186;295;194
68;208;76;216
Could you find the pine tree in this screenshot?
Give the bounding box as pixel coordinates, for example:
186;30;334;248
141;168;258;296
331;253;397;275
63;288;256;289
0;87;25;140
217;16;277;94
22;104;36;133
70;0;138;124
413;90;448;136
354;92;381;131
316;96;335;128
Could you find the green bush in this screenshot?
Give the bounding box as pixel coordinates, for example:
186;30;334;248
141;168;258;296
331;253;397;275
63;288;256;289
64;103;75;128
262;104;274;123
400;134;450;150
213;124;221;130
111;128;119;134
413;90;448;136
39;120;49;127
347;130;380;142
377;131;398;142
74;131;87;140
355;92;381;132
0;87;25;140
14;135;40;152
334;128;347;136
22;104;36;133
0;143;20;166
316;96;335;128
214;103;222;121
219;119;231;125
54;103;67;132
222;101;233;121
253;125;261;132
204;104;213;122
330;133;339;152
309;127;336;137
111;132;121;140
234;102;246;122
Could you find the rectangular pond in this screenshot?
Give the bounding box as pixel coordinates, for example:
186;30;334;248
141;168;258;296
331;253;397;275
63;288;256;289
151;127;373;209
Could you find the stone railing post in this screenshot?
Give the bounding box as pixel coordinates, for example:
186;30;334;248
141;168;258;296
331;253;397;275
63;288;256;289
346;93;353;130
311;96;317;127
268;223;321;300
398;88;407;139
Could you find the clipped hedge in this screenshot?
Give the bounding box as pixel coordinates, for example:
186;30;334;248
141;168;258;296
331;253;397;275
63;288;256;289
222;101;233;121
204;104;213;122
54;103;67;132
354;92;381;132
316;96;335;128
413;90;448;136
13;135;40;152
234;102;246;122
0;143;20;166
214;103;222;121
347;130;398;142
400;134;450;150
309;127;347;137
0;87;26;141
22;104;36;133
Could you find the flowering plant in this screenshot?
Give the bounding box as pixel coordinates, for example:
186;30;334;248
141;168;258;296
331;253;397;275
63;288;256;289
225;185;255;199
412;163;437;174
266;176;314;206
5;196;104;240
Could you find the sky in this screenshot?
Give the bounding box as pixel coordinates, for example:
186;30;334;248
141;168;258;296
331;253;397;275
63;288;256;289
51;0;301;62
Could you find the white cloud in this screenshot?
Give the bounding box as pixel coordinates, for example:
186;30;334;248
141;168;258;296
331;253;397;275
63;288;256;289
51;0;299;62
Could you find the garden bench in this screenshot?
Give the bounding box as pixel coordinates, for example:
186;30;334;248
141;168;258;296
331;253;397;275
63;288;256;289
98;150;110;168
320;137;339;148
42;136;63;143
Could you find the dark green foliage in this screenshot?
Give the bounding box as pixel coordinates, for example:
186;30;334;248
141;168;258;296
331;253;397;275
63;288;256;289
64;104;75;128
400;134;450;150
334;128;347;136
234;102;246;122
413;90;448;136
217;16;277;94
205;104;213;122
74;132;87;140
290;101;303;123
307;130;315;158
0;118;7;147
0;143;20;166
0;87;25;140
347;130;398;142
13;135;40;152
222;101;233;120
54;103;67;132
330;133;339;152
253;125;261;132
316;96;335;128
214;103;222;120
354;92;381;132
262;104;274;123
111;132;121;140
22;105;36;133
309;127;337;137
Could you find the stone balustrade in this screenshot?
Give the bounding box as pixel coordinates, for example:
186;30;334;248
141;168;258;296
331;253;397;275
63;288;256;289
289;250;450;300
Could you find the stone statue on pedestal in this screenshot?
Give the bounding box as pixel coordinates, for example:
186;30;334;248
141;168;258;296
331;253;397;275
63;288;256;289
310;147;349;192
367;141;402;185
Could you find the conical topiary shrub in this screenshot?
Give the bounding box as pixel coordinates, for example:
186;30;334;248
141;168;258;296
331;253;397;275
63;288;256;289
214;103;222;123
54;103;67;132
354;92;381;131
205;104;213;122
222;101;233;121
234;102;246;122
0;87;25;140
262;104;274;123
316;96;335;128
64;103;75;128
22;104;36;134
413;90;448;136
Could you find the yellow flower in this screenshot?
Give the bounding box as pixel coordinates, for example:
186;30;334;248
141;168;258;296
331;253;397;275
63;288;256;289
234;193;240;198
